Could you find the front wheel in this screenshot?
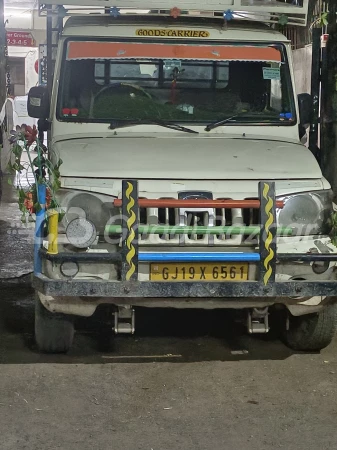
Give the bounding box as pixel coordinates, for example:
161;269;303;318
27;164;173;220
282;303;337;351
35;294;75;353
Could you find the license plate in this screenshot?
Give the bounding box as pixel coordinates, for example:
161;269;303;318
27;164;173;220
150;263;249;282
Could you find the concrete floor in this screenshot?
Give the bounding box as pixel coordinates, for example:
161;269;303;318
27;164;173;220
1;175;337;450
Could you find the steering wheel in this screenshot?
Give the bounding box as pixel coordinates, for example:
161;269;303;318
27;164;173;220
94;82;153;103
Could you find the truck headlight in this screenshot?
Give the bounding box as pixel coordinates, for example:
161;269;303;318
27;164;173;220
277;190;333;234
56;190;118;234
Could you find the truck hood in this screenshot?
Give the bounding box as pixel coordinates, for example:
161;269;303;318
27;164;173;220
54;135;322;180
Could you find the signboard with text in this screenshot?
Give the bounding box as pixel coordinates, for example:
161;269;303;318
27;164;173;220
7;31;36;47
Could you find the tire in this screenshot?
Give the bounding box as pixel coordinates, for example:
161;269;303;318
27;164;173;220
283;303;337;351
35;294;75;353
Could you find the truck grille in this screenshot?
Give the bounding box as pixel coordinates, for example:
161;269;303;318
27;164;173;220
138;197;258;246
242;198;259;226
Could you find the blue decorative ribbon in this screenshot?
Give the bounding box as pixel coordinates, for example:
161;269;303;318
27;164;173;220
110;6;121;17
223;9;234;21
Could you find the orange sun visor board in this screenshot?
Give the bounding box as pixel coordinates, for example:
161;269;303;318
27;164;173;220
66;41;282;63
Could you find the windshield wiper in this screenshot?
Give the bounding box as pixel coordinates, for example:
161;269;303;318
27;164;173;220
205;113;246;132
109;119;199;134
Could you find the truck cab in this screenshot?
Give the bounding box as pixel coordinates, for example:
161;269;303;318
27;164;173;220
28;0;337;353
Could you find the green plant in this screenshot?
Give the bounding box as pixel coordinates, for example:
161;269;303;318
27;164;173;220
7;124;63;222
278;14;289;26
318;12;329;27
310;11;330;30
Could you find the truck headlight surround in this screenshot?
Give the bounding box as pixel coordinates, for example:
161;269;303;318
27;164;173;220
56;190;118;235
277;190;333;234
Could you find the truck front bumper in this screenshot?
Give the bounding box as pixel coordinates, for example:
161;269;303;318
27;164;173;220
33;273;337;300
33;180;337;316
33;271;337;317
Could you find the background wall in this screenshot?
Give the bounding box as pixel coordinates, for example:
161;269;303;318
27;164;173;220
293;45;312;94
5;9;46;94
7;46;39;94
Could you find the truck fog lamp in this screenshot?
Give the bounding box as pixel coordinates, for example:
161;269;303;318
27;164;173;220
60;261;79;278
312;261;329;275
66;218;97;248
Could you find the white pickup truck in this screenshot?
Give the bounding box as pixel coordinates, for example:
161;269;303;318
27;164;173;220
28;0;337;353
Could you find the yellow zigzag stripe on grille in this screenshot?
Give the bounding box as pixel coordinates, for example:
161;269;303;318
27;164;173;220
263;183;275;286
126;182;136;281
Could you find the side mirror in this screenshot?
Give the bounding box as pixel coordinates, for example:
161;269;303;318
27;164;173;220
27;86;50;119
298;93;313;128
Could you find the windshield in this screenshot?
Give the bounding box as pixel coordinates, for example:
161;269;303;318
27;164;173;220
58;40;295;125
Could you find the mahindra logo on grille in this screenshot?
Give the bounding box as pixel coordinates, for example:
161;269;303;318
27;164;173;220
177;191;215;231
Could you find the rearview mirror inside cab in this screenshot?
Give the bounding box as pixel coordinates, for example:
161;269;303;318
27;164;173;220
28;86;50;119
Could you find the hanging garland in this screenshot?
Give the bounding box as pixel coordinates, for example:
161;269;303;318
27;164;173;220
7;124;63;223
